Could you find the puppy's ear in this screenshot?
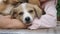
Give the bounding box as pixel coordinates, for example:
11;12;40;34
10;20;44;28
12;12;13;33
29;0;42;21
33;5;42;19
10;8;17;19
27;3;42;18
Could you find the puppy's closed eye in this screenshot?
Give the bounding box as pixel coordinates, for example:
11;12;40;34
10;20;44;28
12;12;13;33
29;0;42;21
19;12;24;16
29;10;33;13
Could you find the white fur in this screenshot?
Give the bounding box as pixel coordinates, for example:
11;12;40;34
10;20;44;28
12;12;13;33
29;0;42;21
21;3;33;23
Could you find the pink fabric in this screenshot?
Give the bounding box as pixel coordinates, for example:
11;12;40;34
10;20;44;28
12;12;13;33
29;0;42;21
29;0;57;29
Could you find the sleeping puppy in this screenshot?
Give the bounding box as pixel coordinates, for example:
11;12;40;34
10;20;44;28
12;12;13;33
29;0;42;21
0;0;25;15
11;3;42;25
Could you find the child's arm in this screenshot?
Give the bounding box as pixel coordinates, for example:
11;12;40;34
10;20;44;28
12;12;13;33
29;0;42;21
28;0;57;29
0;15;27;28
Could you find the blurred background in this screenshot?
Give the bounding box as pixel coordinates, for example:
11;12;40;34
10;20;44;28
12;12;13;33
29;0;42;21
57;0;60;21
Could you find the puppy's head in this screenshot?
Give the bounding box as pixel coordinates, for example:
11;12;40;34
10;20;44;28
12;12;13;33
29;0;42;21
11;3;42;25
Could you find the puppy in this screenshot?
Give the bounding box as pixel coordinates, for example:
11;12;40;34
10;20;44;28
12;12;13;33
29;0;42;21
0;0;22;15
11;3;42;25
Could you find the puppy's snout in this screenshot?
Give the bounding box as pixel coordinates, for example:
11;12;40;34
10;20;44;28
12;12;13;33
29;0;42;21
25;17;30;22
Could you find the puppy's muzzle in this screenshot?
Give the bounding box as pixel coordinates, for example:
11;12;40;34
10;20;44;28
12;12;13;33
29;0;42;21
25;17;31;24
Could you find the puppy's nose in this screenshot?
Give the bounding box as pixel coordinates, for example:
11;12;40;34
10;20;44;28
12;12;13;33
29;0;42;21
25;17;30;22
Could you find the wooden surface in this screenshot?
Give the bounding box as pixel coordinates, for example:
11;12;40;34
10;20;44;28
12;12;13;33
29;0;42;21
0;21;60;34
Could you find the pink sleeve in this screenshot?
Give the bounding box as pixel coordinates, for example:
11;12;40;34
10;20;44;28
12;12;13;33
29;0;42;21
29;0;57;29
